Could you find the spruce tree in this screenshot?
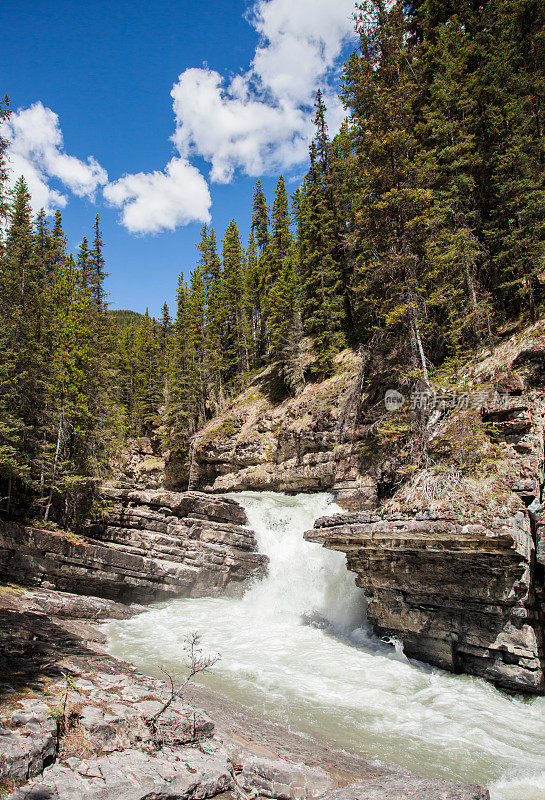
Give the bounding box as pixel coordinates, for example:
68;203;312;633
0;95;10;242
1;178;46;500
484;0;545;322
249;182;269;360
90;213;106;307
198;224;224;407
44;254;94;525
77;237;92;289
133;311;163;434
269;176;291;291
341;0;436;387
221;219;245;387
243;231;264;369
160;302;172;351
298;143;346;375
48;210;67;276
165;278;193;453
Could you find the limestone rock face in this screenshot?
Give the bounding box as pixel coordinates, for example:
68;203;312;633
306;510;544;693
0;700;57;783
113;436;165;489
10;747;234;800
0;489;266;603
166;350;378;509
318;777;489;800
305;330;545;694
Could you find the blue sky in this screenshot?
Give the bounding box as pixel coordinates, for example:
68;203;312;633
1;0;356;316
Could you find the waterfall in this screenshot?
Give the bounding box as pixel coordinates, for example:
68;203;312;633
106;491;545;800
231;491;367;634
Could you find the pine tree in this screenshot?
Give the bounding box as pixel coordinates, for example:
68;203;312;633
1;178;46;501
243;231;264;369
0;95;10;242
484;0;545;322
186;265;208;424
198;224;224;408
77;237;92;289
341;0;437;388
165;278;193;454
48;209;67;276
251;180;270;253
35;210;50;281
160;301;172;353
90;213;107;307
249;182;269;360
44;255;94;525
269;176;292;291
221;219;245;387
268;248;305;393
298;143;346;374
0;325;28;512
414;1;493;350
133;311;163;434
118;324;138;430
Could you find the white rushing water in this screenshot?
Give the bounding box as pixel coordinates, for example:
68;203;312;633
106;491;545;799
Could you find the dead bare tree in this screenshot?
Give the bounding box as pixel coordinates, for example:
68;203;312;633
146;631;221;746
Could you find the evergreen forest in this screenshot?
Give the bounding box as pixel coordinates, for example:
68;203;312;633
1;0;544;528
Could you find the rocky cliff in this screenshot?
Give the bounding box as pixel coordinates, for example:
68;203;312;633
306;510;544;693
306;325;545;693
0;489;266;603
164;349;376;509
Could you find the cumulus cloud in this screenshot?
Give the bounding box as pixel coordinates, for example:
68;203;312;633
105;0;356;233
171;0;357;182
1;102;108;213
103;157;211;234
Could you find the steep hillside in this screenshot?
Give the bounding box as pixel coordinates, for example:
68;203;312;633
151;320;545;693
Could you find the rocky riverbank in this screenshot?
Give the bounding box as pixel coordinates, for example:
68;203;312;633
0;584;489;800
0;489;266;603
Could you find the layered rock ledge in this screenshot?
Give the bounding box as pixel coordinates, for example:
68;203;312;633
0;489;267;604
306;509;545;694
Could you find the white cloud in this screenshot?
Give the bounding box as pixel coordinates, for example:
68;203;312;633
171;68;310;183
1;102;108;214
103;157;211;234
105;0;356;233
171;0;356;182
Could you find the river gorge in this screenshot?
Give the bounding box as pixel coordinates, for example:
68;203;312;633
105;492;545;800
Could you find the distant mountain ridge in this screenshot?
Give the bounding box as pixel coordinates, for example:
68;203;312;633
108;309;146;329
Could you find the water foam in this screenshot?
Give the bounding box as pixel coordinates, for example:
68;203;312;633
105;491;545;799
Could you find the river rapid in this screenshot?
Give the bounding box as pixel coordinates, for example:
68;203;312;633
105;491;545;800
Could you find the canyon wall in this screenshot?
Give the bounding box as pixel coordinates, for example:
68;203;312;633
0;489;266;603
164;350;377;510
306;327;545;693
306;509;544;693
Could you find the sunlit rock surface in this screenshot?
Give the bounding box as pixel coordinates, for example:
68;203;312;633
306;509;544;693
0;489;266;603
165;349;378;510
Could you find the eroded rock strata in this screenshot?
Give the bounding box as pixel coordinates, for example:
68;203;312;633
306;328;545;694
306;510;544;693
0;489;266;603
164;350;377;510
